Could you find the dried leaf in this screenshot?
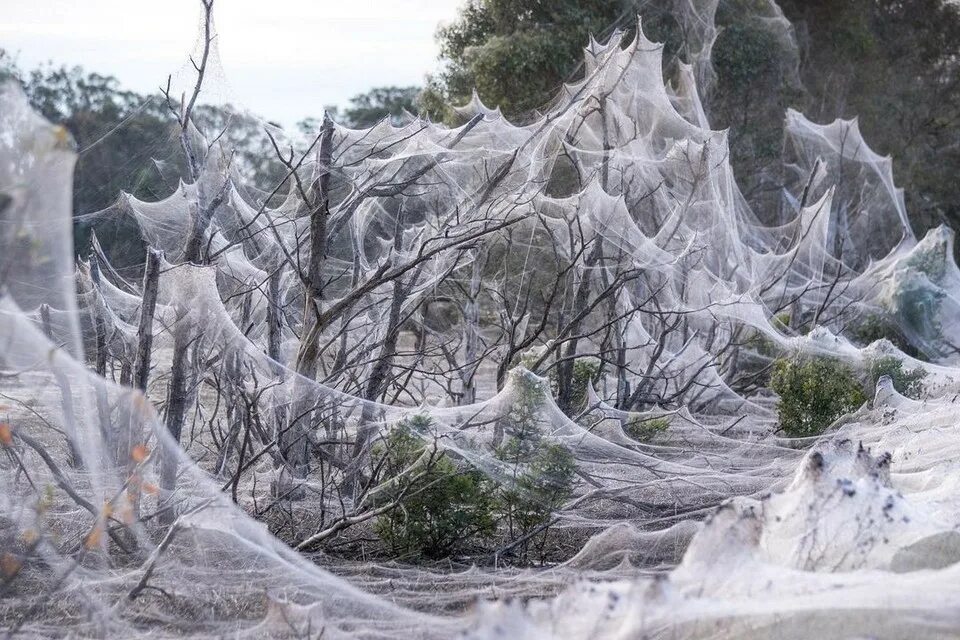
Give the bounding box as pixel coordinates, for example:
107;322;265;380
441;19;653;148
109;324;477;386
131;444;150;463
0;553;21;577
83;523;104;550
0;423;13;447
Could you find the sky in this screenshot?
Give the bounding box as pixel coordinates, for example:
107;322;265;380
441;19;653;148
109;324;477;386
1;0;465;127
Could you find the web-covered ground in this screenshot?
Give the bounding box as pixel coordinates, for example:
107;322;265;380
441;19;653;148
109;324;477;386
2;1;960;638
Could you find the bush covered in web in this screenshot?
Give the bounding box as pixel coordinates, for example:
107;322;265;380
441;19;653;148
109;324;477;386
771;356;867;437
373;415;495;559
866;356;926;400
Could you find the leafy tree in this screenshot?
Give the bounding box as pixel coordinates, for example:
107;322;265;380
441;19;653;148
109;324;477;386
340;86;421;128
425;0;652;121
0;51;178;267
777;0;960;235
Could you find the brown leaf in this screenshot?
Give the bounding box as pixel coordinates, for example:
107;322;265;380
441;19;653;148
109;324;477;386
83;523;104;550
0;553;21;577
131;444;150;463
0;423;13;447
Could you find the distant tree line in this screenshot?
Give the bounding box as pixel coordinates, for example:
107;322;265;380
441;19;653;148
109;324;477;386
0;52;421;268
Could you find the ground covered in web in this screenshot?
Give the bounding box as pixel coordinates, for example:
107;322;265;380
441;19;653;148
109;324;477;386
3;0;960;637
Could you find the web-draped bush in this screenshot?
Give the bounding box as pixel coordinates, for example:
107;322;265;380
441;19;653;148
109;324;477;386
493;371;575;563
624;415;670;442
867;356;927;400
373;405;575;564
494;437;574;564
849;313;921;358
771;356;867;437
373;416;494;559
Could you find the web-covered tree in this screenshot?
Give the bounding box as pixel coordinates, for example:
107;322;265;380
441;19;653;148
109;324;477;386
775;0;960;236
423;0;649;120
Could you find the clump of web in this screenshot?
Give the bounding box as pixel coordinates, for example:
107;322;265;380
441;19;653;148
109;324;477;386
2;0;960;637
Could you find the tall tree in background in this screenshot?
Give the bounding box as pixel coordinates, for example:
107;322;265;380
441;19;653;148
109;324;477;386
426;0;960;236
0;51;178;268
422;0;798;207
423;0;641;120
0;51;289;268
342;86;421;127
777;0;960;234
303;86;421;131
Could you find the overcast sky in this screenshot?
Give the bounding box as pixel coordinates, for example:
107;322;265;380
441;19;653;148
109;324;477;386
2;0;465;127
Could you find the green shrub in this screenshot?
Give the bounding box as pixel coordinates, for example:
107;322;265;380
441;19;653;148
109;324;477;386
770;356;867;437
568;358;600;412
894;285;946;347
906;241;948;284
867;356;926;399
494;438;575;563
549;357;600;413
493;370;575;562
849;313;920;357
624;415;670;442
373;416;494;559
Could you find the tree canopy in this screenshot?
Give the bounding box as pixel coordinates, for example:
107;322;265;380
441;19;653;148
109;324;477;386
427;0;960;233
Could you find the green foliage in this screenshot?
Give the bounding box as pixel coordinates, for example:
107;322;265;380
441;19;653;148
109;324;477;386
493;370;575;562
569;358;600;411
323;86;421;128
867;356;926;400
623;415;670;441
713;22;781;88
373;416;494;559
770;356;867;437
776;0;960;234
428;0;652;120
373;395;576;564
745;330;779;358
494;438;575;563
849;313;920;358
549;357;600;414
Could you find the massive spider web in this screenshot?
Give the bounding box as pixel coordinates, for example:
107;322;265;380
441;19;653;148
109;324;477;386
2;2;960;638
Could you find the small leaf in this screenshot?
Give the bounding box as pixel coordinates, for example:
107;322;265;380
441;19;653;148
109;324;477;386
0;553;21;577
83;523;104;550
131;444;150;463
0;423;13;447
